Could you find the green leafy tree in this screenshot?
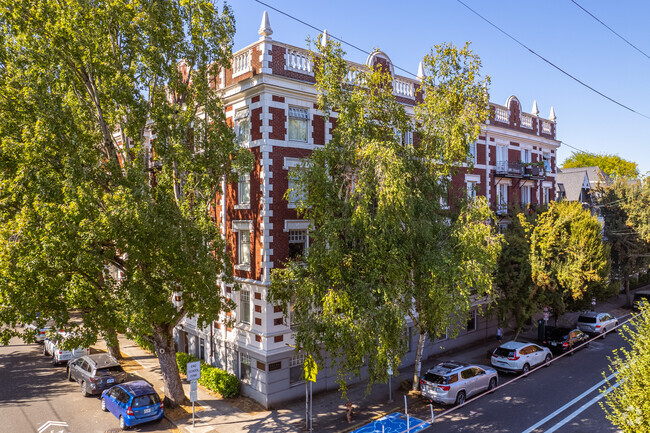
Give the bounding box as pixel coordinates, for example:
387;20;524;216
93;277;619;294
494;207;539;339
0;0;251;406
528;201;611;320
269;38;501;394
625;176;650;243
562;151;638;179
597;178;649;307
601;306;650;431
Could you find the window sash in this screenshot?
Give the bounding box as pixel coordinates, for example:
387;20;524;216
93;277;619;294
238;173;250;205
288;117;308;142
238;230;251;265
240;290;251;324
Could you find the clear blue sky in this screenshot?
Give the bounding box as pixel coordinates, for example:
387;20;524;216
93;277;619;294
229;0;650;175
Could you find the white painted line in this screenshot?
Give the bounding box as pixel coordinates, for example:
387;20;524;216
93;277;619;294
37;421;69;433
544;382;620;433
520;372;617;433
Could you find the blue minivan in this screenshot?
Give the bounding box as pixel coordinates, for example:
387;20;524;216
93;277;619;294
101;380;164;429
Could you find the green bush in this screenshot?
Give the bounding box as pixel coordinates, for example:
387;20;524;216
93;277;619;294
175;353;239;397
176;352;199;375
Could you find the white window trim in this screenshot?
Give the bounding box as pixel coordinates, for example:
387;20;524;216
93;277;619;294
232;220;252;271
288;106;310;143
235;172;251;210
284;220;311;231
240;290;251;325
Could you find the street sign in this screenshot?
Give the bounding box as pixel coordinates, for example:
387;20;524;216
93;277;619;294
187;361;201;380
543;312;549;321
190;387;198;402
304;355;318;382
190;379;198;392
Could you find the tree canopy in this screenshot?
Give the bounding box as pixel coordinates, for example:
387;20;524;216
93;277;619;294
269;38;501;394
0;0;250;406
562;151;638;179
527;201;611;318
624;176;650;244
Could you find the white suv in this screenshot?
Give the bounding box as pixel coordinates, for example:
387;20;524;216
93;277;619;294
491;341;552;374
43;333;90;366
576;312;618;338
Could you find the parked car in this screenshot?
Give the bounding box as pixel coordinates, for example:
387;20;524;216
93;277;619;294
101;380;164;430
420;361;498;405
24;321;56;343
43;333;89;365
633;289;650;311
542;327;589;355
491;341;552;374
67;353;127;396
576;312;618;338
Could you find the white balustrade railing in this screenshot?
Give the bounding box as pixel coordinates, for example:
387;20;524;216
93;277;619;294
286;49;313;74
345;69;359;84
393;78;414;97
521;114;533;129
494;106;508;123
542;120;552;134
232;49;252;77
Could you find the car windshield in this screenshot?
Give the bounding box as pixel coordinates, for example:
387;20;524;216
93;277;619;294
494;347;515;358
95;365;125;376
132;393;160;408
578;316;597;323
422;372;447;384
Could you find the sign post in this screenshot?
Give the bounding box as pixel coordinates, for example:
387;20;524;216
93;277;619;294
304;355;318;433
186;361;201;427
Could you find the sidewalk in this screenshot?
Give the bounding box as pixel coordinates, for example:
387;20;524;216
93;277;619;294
110;291;638;433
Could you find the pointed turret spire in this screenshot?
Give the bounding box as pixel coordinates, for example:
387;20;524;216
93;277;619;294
532;100;539;116
549;106;556;121
321;29;328;47
258;11;273;39
417;61;424;80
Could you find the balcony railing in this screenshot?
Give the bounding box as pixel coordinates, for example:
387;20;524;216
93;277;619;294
232;49;252;77
495;161;546;178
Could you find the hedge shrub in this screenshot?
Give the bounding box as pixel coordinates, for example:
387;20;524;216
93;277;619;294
175;352;239;398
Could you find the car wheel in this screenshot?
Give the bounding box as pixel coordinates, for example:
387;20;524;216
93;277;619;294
522;363;530;375
119;415;129;430
545;354;552;366
488;377;497;391
101;397;108;412
67;368;73;382
80;381;88;397
455;391;466;406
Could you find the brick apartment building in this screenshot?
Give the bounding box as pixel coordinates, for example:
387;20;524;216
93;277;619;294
173;12;561;408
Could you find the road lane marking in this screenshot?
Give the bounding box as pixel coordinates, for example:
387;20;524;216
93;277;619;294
520;372;617;433
544;382;620;433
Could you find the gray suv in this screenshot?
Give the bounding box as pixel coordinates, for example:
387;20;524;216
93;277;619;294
576;312;618;338
67;354;127;396
420;361;498;405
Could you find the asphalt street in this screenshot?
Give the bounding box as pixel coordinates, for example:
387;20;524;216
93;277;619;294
419;326;630;433
0;337;174;433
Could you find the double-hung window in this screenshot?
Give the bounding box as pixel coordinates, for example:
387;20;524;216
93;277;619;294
521;186;531;206
543;187;550;205
235;108;250;143
233;221;251;269
497;184;508;214
240;290;251;324
240;353;251;382
288;107;309;142
467;181;478;200
288;230;307;260
238;173;250;206
468;142;477;165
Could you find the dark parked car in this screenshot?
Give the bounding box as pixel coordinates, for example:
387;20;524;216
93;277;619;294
67;353;127;396
101;380;164;430
542;327;589;355
633;289;650;311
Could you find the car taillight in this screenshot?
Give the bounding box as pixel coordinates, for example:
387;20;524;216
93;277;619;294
89;376;99;382
420;379;425;385
58;350;62;354
595;325;601;329
508;354;520;361
562;342;568;347
491;352;497;357
438;385;450;391
159;402;164;409
126;406;134;416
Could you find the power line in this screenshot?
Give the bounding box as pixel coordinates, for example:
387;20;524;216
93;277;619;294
454;0;650;121
569;0;650;61
251;0;418;78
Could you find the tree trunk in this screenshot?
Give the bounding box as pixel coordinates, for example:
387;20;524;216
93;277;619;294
625;279;631;308
102;328;122;360
411;328;426;391
152;324;186;407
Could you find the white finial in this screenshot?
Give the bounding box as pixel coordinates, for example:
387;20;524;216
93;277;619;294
532;100;539;116
417;61;424;80
258;11;273;39
549;106;556;121
321;29;328;47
